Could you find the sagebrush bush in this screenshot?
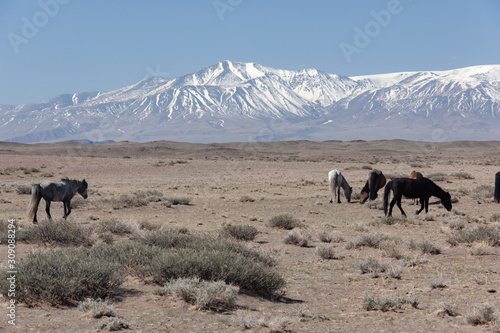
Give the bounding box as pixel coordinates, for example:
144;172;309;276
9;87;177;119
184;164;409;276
0;248;126;305
359;256;388;278
268;214;303;230
78;298;116;318
146;248;285;298
221;224;258;241
16;185;32;195
447;225;500;247
470;185;494;200
96;317;130;331
22;219;93;246
96;219;136;236
318;231;344;243
409;238;441;255
316;244;336;259
155;277;239;310
283;229;312;247
362;295;419;311
345;232;399;250
140;229;275;266
465;305;497;326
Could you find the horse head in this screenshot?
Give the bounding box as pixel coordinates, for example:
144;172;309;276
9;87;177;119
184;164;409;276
359;190;369;204
345;186;353;203
79;179;88;199
442;192;452;211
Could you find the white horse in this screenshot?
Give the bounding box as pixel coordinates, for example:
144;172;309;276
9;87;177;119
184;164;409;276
328;169;352;204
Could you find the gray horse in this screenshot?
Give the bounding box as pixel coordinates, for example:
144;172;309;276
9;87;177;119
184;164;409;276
27;178;88;223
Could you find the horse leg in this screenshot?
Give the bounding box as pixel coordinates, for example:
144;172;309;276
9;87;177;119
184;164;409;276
33;196;42;224
424;198;429;213
416;198;425;215
388;197;397;216
394;195;407;217
45;200;52;221
63;199;71;219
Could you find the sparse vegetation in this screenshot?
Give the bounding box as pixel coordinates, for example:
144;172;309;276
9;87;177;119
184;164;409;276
316;244;336;259
239;195;255;202
21;219;93;246
408;238;441;254
284;229;312;247
359;256;389;278
16;184;32;195
154;277;239;310
268;214;303;230
78;298;116;318
221;224;258;241
464;305;497;326
447;225;500;246
362;295;419;311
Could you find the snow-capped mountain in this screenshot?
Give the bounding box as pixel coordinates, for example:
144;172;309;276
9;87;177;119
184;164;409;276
1;61;499;143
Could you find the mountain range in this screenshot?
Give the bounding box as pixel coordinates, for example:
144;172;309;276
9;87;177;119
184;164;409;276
1;60;500;143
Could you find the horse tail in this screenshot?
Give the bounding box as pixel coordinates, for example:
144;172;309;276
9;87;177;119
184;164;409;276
328;170;336;201
383;181;393;216
27;184;41;221
369;172;377;201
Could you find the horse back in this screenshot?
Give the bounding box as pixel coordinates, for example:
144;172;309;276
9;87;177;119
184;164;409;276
392;177;433;199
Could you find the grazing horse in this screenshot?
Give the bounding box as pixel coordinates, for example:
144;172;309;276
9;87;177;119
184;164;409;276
27;178;88;223
383;177;452;217
328;169;352;204
360;170;386;204
495;171;500;203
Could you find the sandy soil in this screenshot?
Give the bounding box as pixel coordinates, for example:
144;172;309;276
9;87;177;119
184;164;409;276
0;140;499;332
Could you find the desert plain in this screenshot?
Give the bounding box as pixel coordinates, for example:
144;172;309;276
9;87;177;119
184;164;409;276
0;139;499;332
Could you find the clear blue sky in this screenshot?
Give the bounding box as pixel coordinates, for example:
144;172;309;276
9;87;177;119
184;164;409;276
1;0;499;105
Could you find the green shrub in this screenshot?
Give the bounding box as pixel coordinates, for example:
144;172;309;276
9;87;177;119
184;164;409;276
221;224;258;241
147;249;285;298
0;248;126;305
268;214;303;230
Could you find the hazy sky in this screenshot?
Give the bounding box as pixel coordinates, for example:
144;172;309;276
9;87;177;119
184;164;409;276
1;0;499;105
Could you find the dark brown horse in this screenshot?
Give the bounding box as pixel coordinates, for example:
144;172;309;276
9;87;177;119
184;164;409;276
495;171;500;203
360;170;386;204
410;171;423;179
383;177;452;217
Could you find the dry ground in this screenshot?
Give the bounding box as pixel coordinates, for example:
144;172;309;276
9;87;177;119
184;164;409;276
0;140;499;332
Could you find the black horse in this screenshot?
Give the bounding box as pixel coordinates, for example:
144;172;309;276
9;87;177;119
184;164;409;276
383;177;452;217
495;171;500;203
